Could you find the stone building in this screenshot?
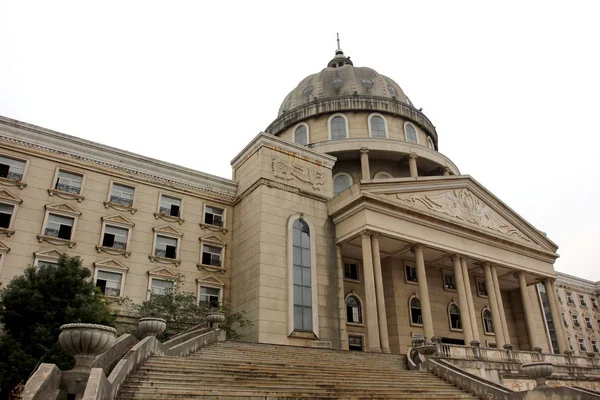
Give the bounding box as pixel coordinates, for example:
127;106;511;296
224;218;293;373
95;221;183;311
0;46;577;356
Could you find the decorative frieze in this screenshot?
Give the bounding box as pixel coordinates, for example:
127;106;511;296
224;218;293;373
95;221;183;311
271;157;325;191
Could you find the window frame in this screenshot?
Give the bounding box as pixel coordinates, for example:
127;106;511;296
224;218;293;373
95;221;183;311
482;307;495;335
0;153;29;189
476;277;488;298
367;113;388;139
427;136;435;150
154;193;185;224
327;113;349;140
200;204;227;233
105;180;137;214
585;316;593;329
197;276;224;310
198;235;227;273
49;167;86;202
404;261;418;285
0;240;10;278
149;225;183;265
345;293;364;326
404;122;419;144
38;203;81;247
448;302;463;332
348;334;365;352
373;171;392;180
293;122;310;146
442;270;457;292
579;294;588;307
96;215;135;257
409;295;423;327
343;259;361;282
0;189;23;236
146;266;178;300
572;313;580;328
333;172;353;195
93;259;128;299
592;340;599;353
578;337;587;352
592;297;599;310
566;291;574;305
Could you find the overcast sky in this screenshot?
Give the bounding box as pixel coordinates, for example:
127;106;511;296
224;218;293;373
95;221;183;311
1;1;598;279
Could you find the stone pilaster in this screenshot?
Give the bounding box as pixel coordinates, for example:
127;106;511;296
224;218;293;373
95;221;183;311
361;231;381;352
360;148;370;180
371;233;390;353
408;153;418;178
336;244;349;350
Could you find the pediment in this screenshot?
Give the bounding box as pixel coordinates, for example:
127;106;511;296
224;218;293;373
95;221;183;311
0;240;10;252
0;189;23;204
45;202;82;216
34;248;66;259
153;224;183;237
147;266;178;279
196;275;225;286
94;258;128;271
199;234;227;245
102;214;135;227
366;177;557;252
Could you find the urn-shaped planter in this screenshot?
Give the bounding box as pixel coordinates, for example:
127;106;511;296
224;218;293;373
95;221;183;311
206;311;226;328
59;323;117;371
521;362;554;389
411;334;427;348
138;317;167;337
415;344;437;357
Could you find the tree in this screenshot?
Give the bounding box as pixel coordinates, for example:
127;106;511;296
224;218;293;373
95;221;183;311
0;256;115;399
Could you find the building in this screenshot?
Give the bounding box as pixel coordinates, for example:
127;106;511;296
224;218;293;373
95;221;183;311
0;46;575;356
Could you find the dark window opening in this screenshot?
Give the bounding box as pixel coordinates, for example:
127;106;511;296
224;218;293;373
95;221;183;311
348;335;363;351
344;262;359;280
406;264;418;282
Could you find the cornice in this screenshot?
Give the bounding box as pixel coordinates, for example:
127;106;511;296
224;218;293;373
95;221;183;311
234;177;330;205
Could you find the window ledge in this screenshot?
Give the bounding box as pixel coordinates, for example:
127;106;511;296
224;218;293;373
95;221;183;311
197;263;226;274
405;280;419;286
148;255;181;265
346;322;364;327
484;332;496;336
37;235;76;248
104;201;137;214
409;322;424;328
199;222;227;234
450;328;464;332
48;188;85;202
104;295;125;304
0;177;27;189
344;278;361;283
153;213;184;225
288;330;318;340
0;228;15;237
96;245;131;258
477;293;489;299
444;287;457;292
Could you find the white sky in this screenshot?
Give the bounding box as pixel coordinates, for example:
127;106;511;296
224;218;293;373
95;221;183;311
1;1;598;279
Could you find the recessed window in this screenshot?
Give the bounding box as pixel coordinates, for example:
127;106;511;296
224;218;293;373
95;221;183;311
592;297;599;309
361;78;374;90
563;313;569;328
333;173;353;195
592;340;599;353
346;295;362;324
568;336;574;351
348;335;364;351
572;314;580;328
579;338;587;352
201;244;223;267
443;270;456;291
55;170;83;194
330;116;347;140
45;214;74;240
410;296;422;325
102;225;129;250
159;195;182;218
387;85;397;98
369;115;386;138
483;308;494;334
427;137;435;150
344;261;359;281
374;171;392;179
204;206;224;227
331;77;344;91
586;316;593;329
303;85;314;98
95;270;123;297
580;295;587;307
0;204;14;229
476;277;488;298
404;123;418;144
109;183;135;207
199;286;221;310
294;125;308;146
155;235;178;259
292;219;312;332
405;262;418;284
449;303;462;331
566;291;574;304
0;155;26;181
150;278;173;297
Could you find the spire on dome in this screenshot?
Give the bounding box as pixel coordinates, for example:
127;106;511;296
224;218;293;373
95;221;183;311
328;33;353;68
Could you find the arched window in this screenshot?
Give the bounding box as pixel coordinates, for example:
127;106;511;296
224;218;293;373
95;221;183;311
292;219;312;332
449;303;462;331
330;115;348;140
427;136;435;150
346;295;362;324
410;296;423;326
405;123;418;144
333;173;353;195
294;124;308;146
369;114;387;138
374;171;392;180
483;308;494;335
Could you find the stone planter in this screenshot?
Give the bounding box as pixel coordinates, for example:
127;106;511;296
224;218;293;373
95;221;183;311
521;361;554;389
206;311;226;328
415;344;437;357
59;323;117;371
138;317;167;337
411;334;426;348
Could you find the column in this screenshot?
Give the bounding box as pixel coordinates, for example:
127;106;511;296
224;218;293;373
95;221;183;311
461;258;479;341
544;278;567;353
518;271;538;350
483;263;505;347
336;244;349;350
408;153;418;178
452;255;473;344
360;148;370;180
361;231;381;352
443;167;450;176
491;265;510;343
371;233;391;353
550;280;570;353
413;244;434;339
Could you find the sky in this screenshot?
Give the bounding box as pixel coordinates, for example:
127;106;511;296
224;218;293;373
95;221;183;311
1;1;598;279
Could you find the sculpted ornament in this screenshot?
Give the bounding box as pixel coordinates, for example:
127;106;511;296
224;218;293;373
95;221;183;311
397;189;530;242
271;157;324;191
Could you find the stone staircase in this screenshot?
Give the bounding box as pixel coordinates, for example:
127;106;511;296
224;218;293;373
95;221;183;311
117;341;478;399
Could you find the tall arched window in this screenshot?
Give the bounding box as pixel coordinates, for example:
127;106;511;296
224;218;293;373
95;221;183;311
405;123;418;144
483;308;494;335
410;296;423;326
294;124;308;146
292;219;312;332
369;115;386;138
330;116;347;140
427;136;435;150
333;173;353;195
449;303;462;331
346;295;362;324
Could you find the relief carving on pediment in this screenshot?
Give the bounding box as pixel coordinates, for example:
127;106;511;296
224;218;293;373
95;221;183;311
396;188;531;242
271;157;324;191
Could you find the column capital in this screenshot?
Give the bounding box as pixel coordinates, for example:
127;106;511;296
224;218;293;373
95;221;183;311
360;147;369;154
411;243;424;253
451;253;463;262
371;232;382;240
409;152;418;159
361;230;373;239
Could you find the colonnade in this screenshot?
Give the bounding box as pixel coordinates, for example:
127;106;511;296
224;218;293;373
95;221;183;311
358;148;451;180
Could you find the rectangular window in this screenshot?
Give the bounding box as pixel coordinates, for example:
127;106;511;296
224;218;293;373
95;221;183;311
568;337;574;351
150;278;174;296
597;319;600;329
102;225;129;250
199;286;221;309
155;235;178;259
592;297;599;309
579;295;587;307
586;317;593;329
476;278;488;297
344;262;359;281
292;220;312;332
110;183;134;207
443;270;456;291
45;214;74;240
159;195;181;217
348;335;363;351
95;270;123;297
37;261;58;269
566;291;574;305
204;206;224;227
0;155;26;181
405;263;418;283
563;313;569;328
593;340;599;353
55;170;83;194
0;204;14;229
572;314;580;328
579;338;587;352
201;244;223;267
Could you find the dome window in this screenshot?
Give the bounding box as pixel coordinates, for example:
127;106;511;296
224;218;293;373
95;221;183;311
303;85;314;99
329;115;348;140
369;114;387;138
331;78;344;91
427;137;435;150
333;173;353;195
387;85;398;98
294;124;308;146
361;78;374;90
404;123;418;144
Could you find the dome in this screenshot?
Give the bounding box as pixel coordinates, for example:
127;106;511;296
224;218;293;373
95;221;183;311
278;50;412;115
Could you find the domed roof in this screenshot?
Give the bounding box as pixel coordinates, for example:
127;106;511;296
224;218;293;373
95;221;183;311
278;49;412;115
